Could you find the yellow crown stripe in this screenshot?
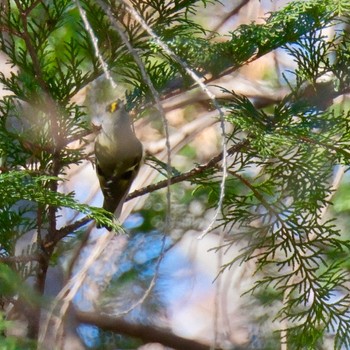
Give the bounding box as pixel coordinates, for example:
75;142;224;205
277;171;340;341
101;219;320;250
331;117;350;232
109;101;119;113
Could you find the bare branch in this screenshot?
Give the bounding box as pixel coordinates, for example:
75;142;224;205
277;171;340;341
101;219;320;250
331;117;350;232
128;140;249;200
75;310;221;350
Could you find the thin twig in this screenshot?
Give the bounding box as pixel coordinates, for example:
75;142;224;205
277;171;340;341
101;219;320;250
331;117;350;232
39;229;116;345
128;140;249;199
75;0;118;90
208;0;250;37
44;216;91;249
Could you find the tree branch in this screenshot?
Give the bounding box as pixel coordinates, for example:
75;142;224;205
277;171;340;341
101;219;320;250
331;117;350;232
128;139;250;200
76;310;221;350
44;216;91;249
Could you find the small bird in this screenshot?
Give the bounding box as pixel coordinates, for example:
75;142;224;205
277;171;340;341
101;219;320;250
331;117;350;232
94;100;143;229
